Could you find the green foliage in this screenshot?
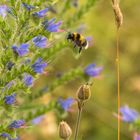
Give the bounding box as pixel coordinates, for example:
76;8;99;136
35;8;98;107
19;101;57;121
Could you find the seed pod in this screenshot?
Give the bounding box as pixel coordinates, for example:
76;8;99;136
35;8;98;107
59;121;72;140
112;0;123;28
77;84;91;101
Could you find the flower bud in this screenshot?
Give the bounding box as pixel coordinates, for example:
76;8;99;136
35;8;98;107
59;121;72;140
77;84;91;101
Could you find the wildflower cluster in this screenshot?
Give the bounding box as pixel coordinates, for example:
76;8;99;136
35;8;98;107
0;0;99;139
0;0;62;138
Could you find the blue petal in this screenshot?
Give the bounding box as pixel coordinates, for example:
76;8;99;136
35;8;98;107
33;36;47;48
84;63;103;77
24;74;33;86
85;63;96;71
12;44;29;56
48;18;56;25
43;18;62;32
58;98;74;111
9;120;25;129
22;2;34;11
33;8;49;17
32;58;47;73
120;106;139;123
0;132;10;138
32;115;45;125
47;21;62;32
4;93;16;105
12;45;18;53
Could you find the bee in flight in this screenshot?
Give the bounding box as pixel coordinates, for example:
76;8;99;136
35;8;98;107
67;32;88;53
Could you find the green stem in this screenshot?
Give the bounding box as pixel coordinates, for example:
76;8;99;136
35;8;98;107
74;108;82;140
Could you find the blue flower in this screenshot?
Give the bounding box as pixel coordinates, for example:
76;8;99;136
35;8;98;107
43;18;62;32
0;5;8;18
32;115;45;125
33;8;49;18
8;120;25;129
23;74;33;86
120;106;139;123
84;63;103;77
32;58;47;74
0;132;19;140
22;2;34;11
58;98;74;111
32;36;47;48
0;132;10;138
4;93;16;105
12;44;29;56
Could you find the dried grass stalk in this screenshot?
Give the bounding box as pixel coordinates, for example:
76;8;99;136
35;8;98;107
112;0;123;29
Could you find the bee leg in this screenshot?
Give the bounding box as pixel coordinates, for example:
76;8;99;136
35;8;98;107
74;43;77;48
79;47;82;53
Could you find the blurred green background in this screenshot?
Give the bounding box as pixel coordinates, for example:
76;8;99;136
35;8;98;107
21;0;140;140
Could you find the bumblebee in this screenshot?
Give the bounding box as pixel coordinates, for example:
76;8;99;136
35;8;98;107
67;32;88;53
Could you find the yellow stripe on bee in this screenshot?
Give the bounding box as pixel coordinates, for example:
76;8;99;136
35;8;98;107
73;32;77;40
79;36;85;43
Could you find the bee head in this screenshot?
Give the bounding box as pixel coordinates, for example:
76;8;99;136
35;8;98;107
67;32;73;40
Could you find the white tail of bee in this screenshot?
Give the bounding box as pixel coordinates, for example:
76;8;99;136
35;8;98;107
85;41;89;49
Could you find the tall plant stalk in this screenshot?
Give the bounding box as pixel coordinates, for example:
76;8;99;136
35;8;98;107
116;28;120;140
74;108;82;140
112;0;123;140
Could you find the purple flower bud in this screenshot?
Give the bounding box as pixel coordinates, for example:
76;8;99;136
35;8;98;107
4;93;16;105
0;132;10;138
12;44;29;56
58;98;74;111
84;63;103;77
22;2;34;11
32;36;47;48
2;81;14;93
120;106;139;123
33;8;49;18
8;120;25;129
6;61;14;70
23;74;33;86
32;58;47;74
0;5;8;18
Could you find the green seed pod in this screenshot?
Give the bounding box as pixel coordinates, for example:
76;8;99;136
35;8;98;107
59;121;72;140
77;84;91;101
